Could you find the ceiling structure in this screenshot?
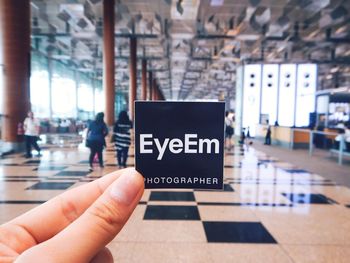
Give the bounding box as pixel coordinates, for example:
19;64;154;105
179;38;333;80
30;0;350;101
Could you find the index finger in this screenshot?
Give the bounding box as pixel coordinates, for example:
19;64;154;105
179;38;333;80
2;168;130;253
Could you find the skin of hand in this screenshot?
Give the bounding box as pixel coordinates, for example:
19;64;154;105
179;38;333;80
0;168;144;263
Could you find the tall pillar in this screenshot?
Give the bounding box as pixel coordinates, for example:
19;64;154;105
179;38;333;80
0;0;31;146
149;72;153;101
141;59;147;100
103;0;115;126
152;79;157;101
155;86;160;101
129;37;137;120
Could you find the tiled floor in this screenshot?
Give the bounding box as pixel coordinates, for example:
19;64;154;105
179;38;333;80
1;137;350;262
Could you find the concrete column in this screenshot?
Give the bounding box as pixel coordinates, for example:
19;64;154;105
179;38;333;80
152;79;157;101
103;0;115;126
129;37;137;120
0;0;31;146
149;71;153;100
141;59;147;100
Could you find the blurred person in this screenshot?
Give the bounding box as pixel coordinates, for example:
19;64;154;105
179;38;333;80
114;111;132;168
264;119;272;145
86;112;108;171
225;111;234;150
0;168;144;263
23;111;41;158
246;127;251;138
239;128;246;145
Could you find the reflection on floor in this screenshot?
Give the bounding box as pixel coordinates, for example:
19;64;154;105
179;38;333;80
1;137;350;262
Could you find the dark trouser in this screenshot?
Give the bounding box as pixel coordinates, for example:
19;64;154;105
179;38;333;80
89;143;103;168
265;133;271;145
117;147;129;167
25;135;41;157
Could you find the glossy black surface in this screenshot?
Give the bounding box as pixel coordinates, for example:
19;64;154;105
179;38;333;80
195;184;234;192
144;205;200;220
0;200;46;204
198;202;293;207
282;169;309;173
203;222;277;243
149;191;196;201
282;193;337;204
54;171;90;176
33;166;67;171
26;182;75;190
24;160;42;164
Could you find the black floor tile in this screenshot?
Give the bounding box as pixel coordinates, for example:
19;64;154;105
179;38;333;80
24;160;42;164
195;184;234;192
203;222;277;243
26;182;75;190
149;191;196;201
223;184;234;192
33;166;67;171
282;169;309;173
282;193;337;204
0;200;46;204
144;205;200;220
54;171;89;176
197;202;293;207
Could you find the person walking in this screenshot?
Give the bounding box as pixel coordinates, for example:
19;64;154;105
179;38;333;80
225;111;234;150
113;111;132;168
86;112;108;171
23;111;41;158
264;120;272;145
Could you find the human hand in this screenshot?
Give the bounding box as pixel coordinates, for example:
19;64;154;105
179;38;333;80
0;168;144;263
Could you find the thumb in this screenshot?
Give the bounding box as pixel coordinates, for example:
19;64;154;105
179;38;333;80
16;168;144;263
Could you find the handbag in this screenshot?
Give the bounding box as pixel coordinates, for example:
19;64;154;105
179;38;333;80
85;139;92;148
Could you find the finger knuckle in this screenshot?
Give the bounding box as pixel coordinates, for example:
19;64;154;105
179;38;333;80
59;196;80;224
88;201;124;234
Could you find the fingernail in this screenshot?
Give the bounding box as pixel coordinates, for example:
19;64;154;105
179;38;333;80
109;169;142;205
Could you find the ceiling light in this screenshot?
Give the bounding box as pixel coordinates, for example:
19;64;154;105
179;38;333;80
330;67;339;73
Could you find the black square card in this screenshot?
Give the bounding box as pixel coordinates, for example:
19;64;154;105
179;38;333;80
135;101;225;189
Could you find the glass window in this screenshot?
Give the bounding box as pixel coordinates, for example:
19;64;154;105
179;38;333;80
30;53;50;118
261;64;279;124
242;64;262;136
295;64;317;127
278;64;297;127
94;80;104;114
51;60;77;118
77;72;94;120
